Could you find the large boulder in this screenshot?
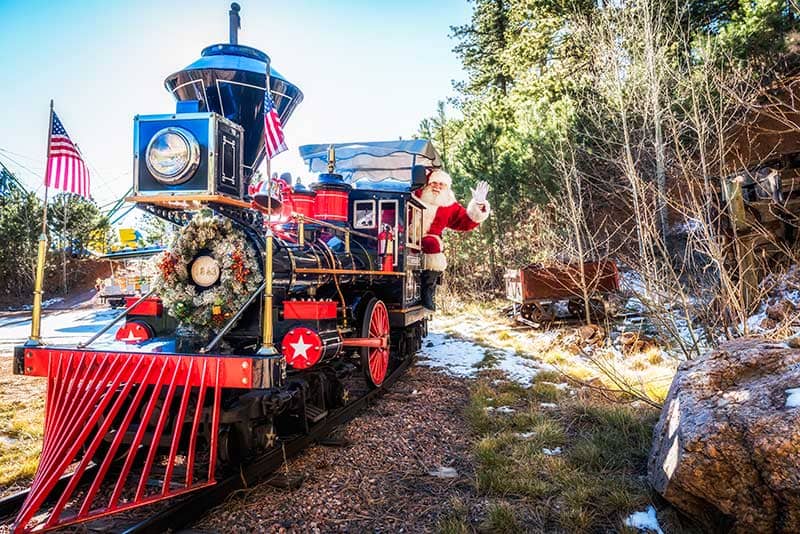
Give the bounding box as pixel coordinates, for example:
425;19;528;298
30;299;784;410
648;338;800;533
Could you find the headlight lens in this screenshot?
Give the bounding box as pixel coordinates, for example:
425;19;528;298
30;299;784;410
145;127;200;185
190;254;220;288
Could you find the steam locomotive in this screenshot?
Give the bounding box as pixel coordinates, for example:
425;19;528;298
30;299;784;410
10;5;436;532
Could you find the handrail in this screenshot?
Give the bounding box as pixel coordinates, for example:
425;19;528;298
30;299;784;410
199;282;266;354
77;288;157;348
289;213;377;241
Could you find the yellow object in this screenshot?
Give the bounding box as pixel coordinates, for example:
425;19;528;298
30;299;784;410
118;228;138;244
258;228;278;355
212;305;222;315
27;236;48;345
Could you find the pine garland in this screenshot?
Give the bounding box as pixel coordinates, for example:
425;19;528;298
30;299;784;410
154;214;263;336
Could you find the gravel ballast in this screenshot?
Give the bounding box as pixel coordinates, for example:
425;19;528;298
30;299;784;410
193;366;475;533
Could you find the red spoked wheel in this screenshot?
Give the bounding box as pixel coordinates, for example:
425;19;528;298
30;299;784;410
361;298;390;388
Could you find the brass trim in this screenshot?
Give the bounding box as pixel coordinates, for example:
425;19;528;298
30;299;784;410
127;194;251;210
294;268;405;277
290;213;376;240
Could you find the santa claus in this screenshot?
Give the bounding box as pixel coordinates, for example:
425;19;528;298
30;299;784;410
413;169;490;311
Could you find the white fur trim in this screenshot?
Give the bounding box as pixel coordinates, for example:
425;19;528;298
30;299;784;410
423;252;447;272
467;199;490;224
421;202;435;235
428;169;452;187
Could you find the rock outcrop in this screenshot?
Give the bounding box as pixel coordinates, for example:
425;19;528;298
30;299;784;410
648;339;800;533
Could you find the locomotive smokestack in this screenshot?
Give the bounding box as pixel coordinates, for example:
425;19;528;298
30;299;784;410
229;3;241;44
165;1;303;180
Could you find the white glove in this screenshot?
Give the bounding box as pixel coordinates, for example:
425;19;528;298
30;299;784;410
471;181;489;204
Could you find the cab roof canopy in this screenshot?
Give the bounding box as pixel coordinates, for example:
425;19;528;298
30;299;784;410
298;140;442;184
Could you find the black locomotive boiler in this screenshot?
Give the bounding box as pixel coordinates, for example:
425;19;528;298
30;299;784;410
10;6;439;532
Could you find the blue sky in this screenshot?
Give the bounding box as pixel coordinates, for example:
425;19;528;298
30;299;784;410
0;0;470;209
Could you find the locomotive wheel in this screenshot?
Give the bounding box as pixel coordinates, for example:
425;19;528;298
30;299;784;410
361;298;390;388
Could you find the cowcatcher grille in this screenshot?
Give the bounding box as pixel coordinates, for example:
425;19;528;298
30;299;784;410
13;350;227;533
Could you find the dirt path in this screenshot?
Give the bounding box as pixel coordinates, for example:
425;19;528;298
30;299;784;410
194;367;478;533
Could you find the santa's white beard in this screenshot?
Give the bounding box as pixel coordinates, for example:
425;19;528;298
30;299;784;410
418;185;456;207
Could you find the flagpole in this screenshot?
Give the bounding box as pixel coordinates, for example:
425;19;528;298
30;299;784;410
258;75;278;356
27;100;54;346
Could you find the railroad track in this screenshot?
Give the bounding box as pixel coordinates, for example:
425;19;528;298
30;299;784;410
0;354;413;533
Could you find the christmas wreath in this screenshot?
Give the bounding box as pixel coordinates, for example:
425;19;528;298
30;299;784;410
154;214;263;336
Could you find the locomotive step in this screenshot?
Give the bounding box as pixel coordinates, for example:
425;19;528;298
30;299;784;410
305;404;328;423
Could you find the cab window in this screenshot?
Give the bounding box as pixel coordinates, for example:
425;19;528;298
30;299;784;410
353;200;376;229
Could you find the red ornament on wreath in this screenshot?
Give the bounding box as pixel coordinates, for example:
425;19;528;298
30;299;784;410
158;252;177;278
230;249;250;284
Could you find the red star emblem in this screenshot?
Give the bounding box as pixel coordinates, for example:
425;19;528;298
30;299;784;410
281;327;323;369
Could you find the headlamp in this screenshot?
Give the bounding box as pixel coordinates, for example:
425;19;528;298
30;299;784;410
145;127;200;185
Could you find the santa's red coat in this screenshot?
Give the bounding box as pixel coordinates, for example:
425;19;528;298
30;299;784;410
413;187;489;271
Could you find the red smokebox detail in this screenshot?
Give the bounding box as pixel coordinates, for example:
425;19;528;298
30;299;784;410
283;300;337;320
125;297;163;317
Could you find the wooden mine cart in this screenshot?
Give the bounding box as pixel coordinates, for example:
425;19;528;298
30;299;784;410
505;260;620;325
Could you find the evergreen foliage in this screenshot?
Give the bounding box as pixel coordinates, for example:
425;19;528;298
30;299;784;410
0;187;44;298
423;0;800;293
47;192;107;255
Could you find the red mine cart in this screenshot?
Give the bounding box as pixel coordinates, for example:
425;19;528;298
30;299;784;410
505;260;620;324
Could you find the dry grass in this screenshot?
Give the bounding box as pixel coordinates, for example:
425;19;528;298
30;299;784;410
0;356;45;491
431;298;698;532
433;298;679;404
467;372;661;532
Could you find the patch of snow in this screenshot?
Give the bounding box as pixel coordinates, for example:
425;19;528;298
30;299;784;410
427;466;458;478
42;297;64;308
0;308;120;351
780;290;800;307
486;406;515;414
624;506;664;534
624;297;647;314
620;270;647;294
786;388;800;408
542;447;561;456
539;402;558;409
672;218;703;234
746;311;768;333
0;308;181;354
418;332;546;386
516;431;536;439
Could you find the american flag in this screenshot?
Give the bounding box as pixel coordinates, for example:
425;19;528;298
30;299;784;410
263;88;287;159
45;112;91;199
